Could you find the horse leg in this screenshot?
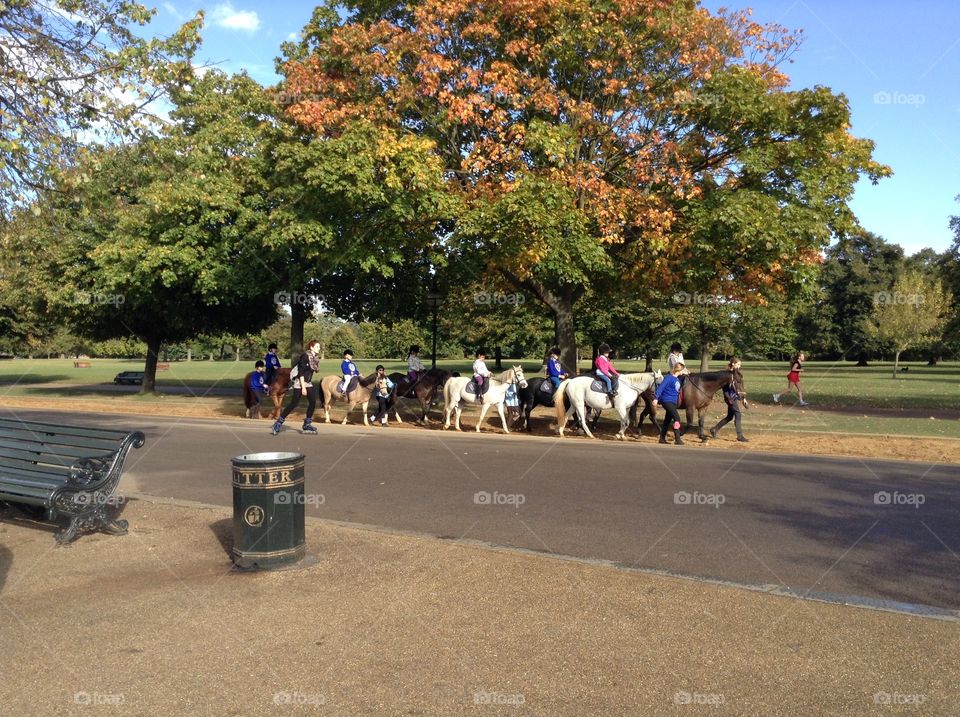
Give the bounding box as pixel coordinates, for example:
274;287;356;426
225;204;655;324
476;401;491;432
496;402;510;434
455;403;463;431
578;402;595;439
362;400;371;426
617;410;629;440
698;409;706;441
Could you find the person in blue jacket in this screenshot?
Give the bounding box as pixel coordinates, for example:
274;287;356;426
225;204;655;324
546;346;569;390
341;349;361;400
653;362;685;445
264;343;282;386
248;360;270;418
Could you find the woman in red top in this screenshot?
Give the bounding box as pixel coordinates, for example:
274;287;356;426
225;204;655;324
773;352;809;406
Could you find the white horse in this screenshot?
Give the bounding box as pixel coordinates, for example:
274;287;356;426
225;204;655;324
443;366;527;433
554;373;652;440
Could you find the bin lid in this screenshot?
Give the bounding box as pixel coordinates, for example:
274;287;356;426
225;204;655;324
232;452;304;466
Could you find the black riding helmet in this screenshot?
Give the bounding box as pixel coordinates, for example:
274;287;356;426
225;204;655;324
343;349;354;358
598;343;612;355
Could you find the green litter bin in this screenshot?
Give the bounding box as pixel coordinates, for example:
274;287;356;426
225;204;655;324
231;452;306;569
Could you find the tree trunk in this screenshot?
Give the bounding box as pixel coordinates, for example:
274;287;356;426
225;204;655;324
290;300;306;361
644;353;654;372
141;336;162;394
235;347;240;362
494;345;502;370
187;348;192;362
856;350;869;367
927;355;939;366
893;351;900;379
700;341;709;373
500;271;581;374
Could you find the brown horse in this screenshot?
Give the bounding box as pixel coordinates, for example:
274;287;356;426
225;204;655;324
319;373;378;425
387;368;453;424
242;368;291;419
681;370;745;440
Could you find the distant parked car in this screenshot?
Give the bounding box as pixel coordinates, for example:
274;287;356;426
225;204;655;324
114;371;144;385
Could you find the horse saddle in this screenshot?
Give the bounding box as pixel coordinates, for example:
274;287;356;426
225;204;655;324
465;380;479;395
590;377;619;394
539;381;554;395
337;377;359;394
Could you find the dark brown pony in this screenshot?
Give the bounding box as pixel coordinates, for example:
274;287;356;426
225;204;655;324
242;368;292;419
681;370;745;440
387;368;453;423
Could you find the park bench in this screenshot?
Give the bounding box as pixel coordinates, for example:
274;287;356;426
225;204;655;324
0;418;145;544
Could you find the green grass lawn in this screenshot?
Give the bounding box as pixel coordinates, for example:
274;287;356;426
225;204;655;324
0;357;957;438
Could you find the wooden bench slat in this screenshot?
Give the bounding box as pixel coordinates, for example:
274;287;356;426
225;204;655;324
0;471;67;489
0;456;73;478
0;487;51;505
0;437;115;462
0;428;124;453
0;418;134;441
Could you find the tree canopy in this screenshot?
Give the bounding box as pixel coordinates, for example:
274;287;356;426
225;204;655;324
0;0;201;218
280;0;889;368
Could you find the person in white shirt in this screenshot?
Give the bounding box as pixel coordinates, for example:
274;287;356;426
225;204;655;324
472;350;492;397
407;345;424;382
667;343;690;375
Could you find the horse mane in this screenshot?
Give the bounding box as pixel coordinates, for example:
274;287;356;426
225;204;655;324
693;371;730;383
359;372;379;387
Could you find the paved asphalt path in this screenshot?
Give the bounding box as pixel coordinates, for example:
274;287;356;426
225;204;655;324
4;407;959;611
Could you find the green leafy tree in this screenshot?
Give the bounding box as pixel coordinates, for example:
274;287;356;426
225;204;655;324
281;0;889;371
0;0;201;218
5;71;281;392
821;231;904;364
865;269;952;377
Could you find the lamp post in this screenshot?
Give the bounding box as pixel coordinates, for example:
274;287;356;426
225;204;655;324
424;289;442;370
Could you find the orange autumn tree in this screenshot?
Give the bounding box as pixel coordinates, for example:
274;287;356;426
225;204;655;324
281;0;889;368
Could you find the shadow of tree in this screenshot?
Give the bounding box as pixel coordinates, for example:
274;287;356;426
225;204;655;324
739;462;960;609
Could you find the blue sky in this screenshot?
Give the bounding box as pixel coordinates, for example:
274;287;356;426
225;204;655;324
151;0;960;255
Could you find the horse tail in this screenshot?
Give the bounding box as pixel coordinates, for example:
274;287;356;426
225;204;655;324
242;372;254;409
443;376;454;410
553;379;571;427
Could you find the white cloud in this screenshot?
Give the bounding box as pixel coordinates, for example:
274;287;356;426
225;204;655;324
210;2;260;32
162;2;182;19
